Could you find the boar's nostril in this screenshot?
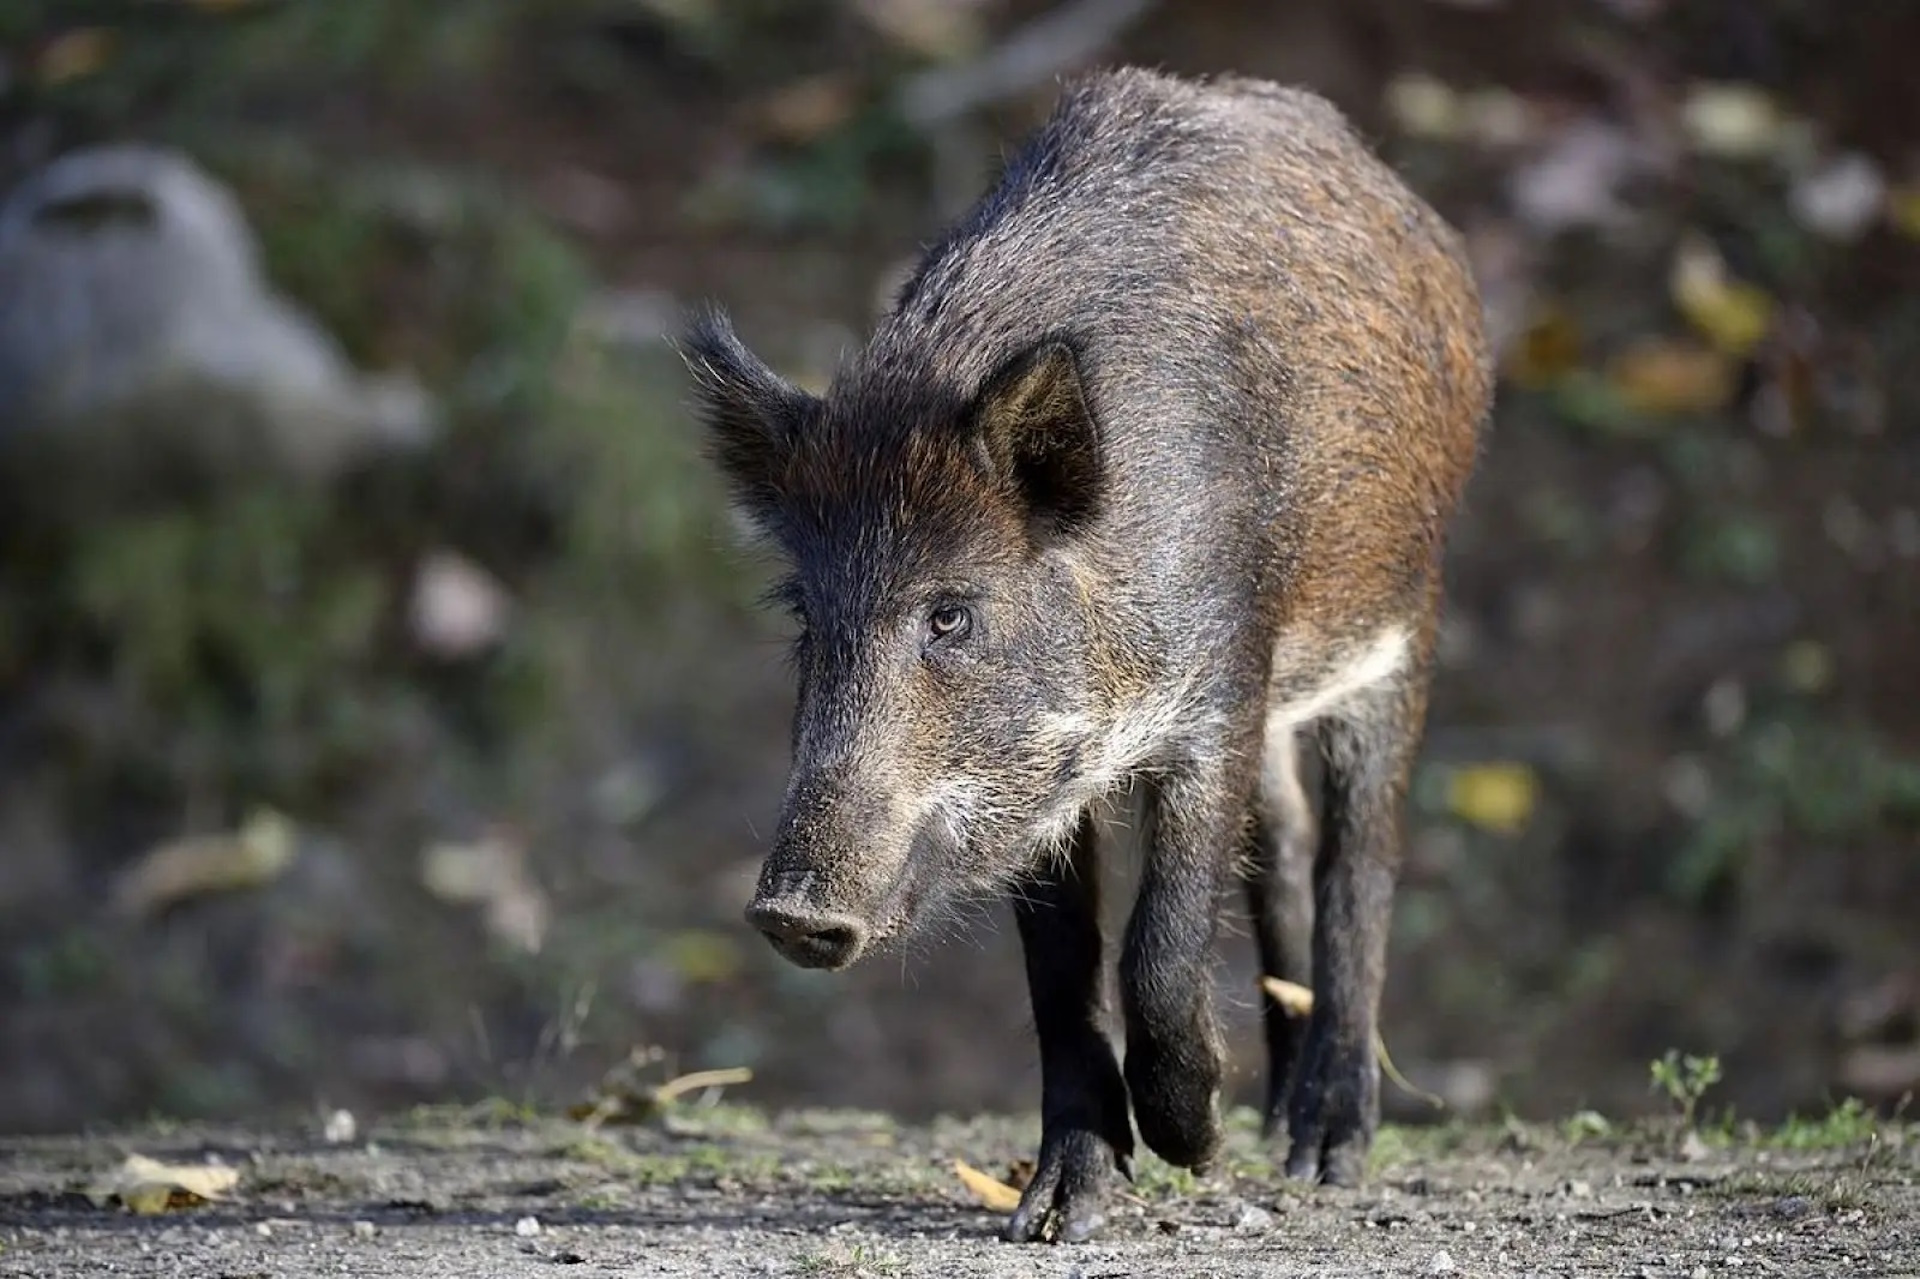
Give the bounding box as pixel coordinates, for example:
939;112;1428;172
744;901;869;971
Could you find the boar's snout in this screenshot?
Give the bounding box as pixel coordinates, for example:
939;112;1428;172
745;871;871;970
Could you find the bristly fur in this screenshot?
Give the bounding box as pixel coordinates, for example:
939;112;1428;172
684;66;1493;1243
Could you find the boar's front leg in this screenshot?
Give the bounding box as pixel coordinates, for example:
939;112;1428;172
1005;809;1133;1244
1285;661;1429;1186
1120;748;1253;1175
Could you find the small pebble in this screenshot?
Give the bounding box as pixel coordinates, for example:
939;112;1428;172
1233;1204;1274;1231
515;1215;542;1238
1430;1249;1456;1273
351;1220;376;1240
255;1222;272;1239
323;1109;357;1145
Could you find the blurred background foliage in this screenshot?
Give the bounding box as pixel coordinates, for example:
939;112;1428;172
0;0;1915;1134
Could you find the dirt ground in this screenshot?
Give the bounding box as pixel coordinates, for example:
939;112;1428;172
1;1108;1914;1278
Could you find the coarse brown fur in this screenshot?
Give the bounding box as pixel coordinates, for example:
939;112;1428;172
681;67;1492;1244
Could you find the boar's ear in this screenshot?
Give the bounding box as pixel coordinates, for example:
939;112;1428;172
971;340;1102;537
678;307;817;525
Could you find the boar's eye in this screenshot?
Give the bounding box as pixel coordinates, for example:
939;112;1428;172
923;602;973;647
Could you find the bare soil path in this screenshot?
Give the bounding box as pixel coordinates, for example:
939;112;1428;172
1;1108;1914;1277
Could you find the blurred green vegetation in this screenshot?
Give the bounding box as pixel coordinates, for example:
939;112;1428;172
1;0;1916;1135
0;145;737;811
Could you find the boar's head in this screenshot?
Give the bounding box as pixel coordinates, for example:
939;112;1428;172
682;310;1130;970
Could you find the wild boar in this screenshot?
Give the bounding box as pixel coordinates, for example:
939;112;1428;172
682;66;1491;1243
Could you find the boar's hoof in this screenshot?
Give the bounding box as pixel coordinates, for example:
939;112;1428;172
1283;1047;1375;1186
1284;1129;1369;1187
1002;1129;1128;1244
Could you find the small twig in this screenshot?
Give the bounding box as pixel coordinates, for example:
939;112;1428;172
896;0;1161;130
1260;976;1446;1110
651;1066;754;1106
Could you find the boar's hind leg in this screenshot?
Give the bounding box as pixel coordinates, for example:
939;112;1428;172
1245;728;1318;1136
1005;808;1132;1244
1285;657;1431;1186
1120;743;1256;1174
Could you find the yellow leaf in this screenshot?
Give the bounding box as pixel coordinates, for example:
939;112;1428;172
35;28;115;85
1259;976;1315;1017
1680;83;1784;159
1607;339;1734;415
89;1155;239;1214
1504;306;1583;390
110;808;297;918
1779;640;1835;694
1384;72;1462;141
1671;237;1774;358
1446;763;1538;836
1889;184;1920;240
855;0;984;59
754;75;860;145
952;1159;1023;1213
419;829;547;953
662;930;743;984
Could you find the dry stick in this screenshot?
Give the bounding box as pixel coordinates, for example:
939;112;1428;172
895;0;1163;130
1261;976;1446;1111
652;1066;754;1106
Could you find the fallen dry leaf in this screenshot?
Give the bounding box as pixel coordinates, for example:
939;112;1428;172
1260;976;1315;1018
1888;183;1920;239
1680;82;1787;159
1608;339;1735;415
1671;236;1775;358
419;829;548;953
35;28;115;85
1384;72;1462;140
110;808;297;918
1446;763;1539;836
752;75;861;145
1504;306;1584;389
88;1155;239;1214
1777;640;1834;693
1461;87;1538;149
854;0;987;59
953;1158;1023;1213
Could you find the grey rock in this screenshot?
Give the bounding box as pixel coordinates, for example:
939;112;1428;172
0;144;435;505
